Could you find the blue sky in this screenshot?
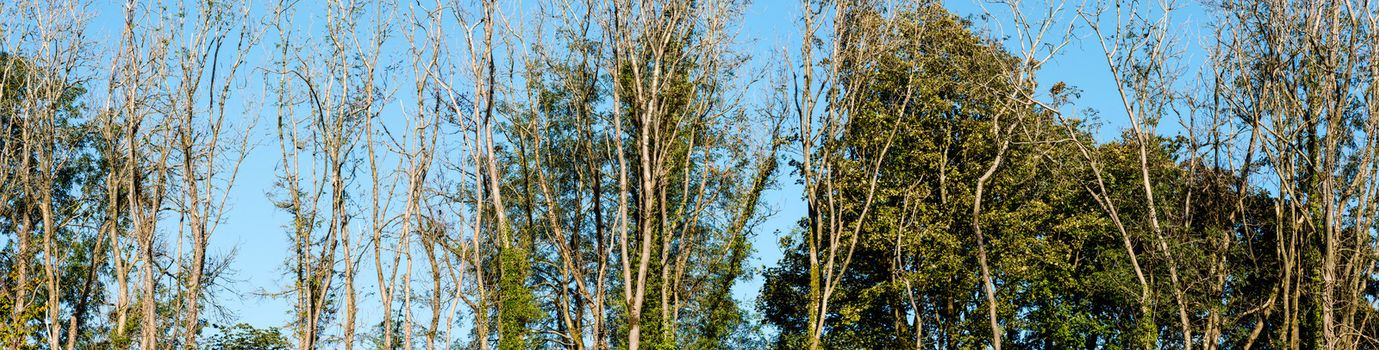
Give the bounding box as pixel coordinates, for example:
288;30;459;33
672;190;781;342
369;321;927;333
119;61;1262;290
73;0;1212;335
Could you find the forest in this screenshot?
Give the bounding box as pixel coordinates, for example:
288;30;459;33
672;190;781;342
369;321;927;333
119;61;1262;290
2;0;1379;349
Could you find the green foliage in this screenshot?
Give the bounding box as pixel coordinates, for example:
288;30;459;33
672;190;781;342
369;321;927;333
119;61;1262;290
201;323;292;350
505;4;769;347
758;4;1241;348
764;3;1035;348
498;245;540;350
0;51;106;349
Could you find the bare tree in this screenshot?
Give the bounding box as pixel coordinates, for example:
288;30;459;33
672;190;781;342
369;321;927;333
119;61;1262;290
594;1;775;348
788;1;900;349
159;1;261;347
1209;0;1379;348
269;0;395;348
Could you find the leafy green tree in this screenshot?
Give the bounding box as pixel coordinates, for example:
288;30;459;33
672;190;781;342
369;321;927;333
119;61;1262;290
498;1;774;348
762;4;1033;347
0;51;106;349
201;323;292;350
760;4;1176;348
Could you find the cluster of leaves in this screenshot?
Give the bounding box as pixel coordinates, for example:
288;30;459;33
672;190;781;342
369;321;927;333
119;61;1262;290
201;323;291;350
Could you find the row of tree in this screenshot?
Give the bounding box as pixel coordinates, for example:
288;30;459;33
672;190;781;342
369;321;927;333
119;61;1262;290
1;0;1378;349
2;0;772;349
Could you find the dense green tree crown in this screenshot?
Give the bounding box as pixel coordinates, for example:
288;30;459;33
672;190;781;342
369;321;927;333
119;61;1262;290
201;324;291;350
760;2;1379;349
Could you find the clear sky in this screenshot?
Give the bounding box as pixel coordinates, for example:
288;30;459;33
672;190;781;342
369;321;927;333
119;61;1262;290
72;0;1212;335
